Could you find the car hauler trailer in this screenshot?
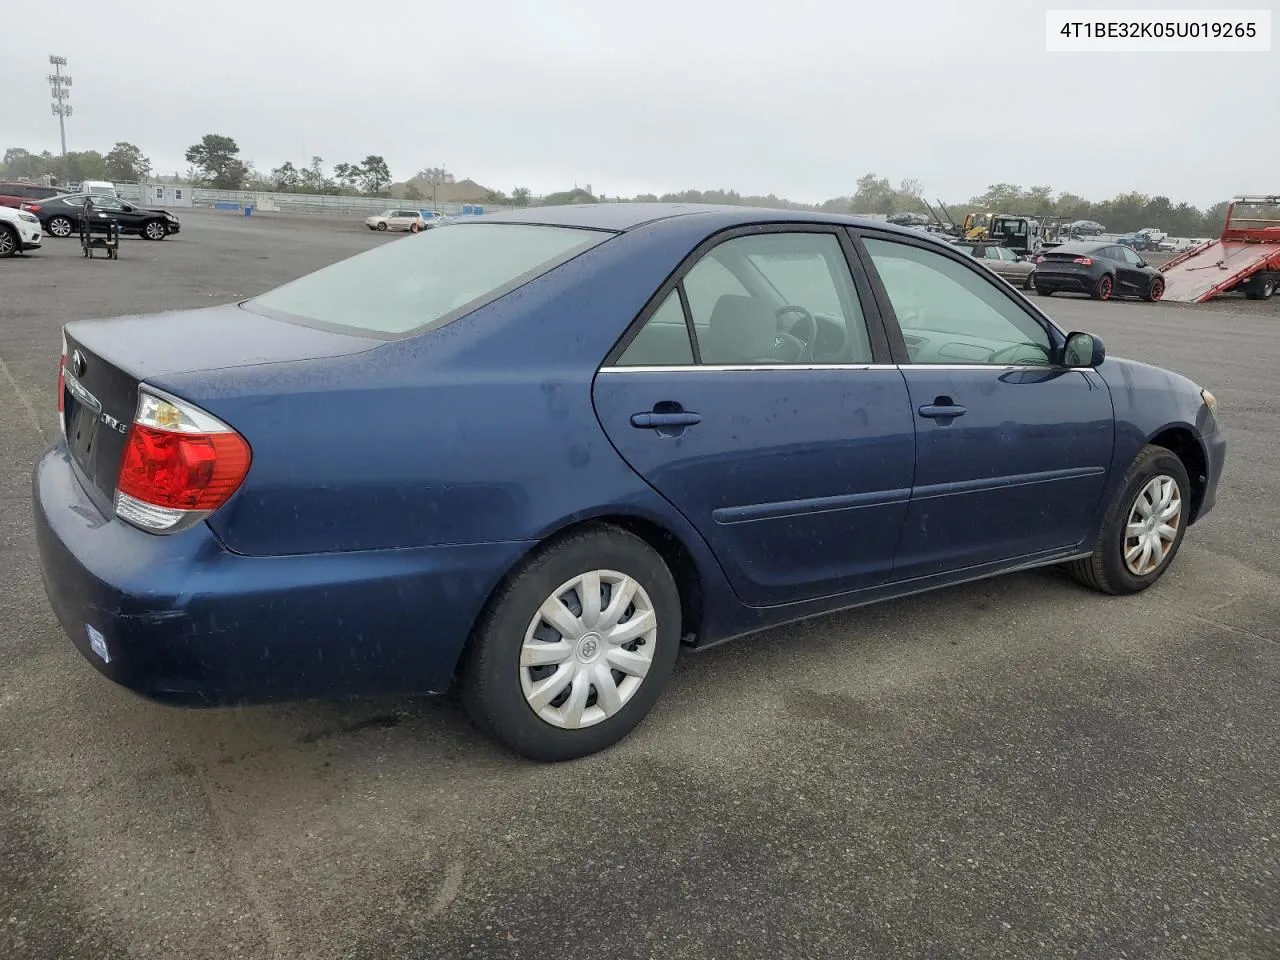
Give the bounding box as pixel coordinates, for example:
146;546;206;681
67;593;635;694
1158;196;1280;303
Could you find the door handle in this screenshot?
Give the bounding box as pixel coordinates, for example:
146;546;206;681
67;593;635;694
630;411;702;429
918;397;967;421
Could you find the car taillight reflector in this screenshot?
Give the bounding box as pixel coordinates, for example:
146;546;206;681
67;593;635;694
57;332;66;420
117;426;250;510
1073;257;1093;265
114;391;251;532
24;203;41;213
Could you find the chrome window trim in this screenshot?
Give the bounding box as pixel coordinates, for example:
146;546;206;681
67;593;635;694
597;362;1077;374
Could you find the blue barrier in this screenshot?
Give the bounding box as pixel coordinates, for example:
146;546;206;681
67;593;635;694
213;201;241;211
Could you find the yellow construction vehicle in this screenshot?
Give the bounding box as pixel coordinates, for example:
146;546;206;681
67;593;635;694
930;201;992;240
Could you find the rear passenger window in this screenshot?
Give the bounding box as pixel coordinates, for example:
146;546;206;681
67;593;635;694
616;291;694;367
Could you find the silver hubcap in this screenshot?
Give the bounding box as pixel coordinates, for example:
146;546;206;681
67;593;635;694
147;222;164;238
519;570;657;729
1123;475;1181;576
51;218;71;236
0;231;13;255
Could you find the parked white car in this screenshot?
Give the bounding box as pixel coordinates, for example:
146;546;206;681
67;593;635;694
0;205;42;257
364;208;426;233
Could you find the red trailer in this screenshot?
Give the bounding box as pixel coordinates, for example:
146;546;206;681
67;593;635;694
1158;196;1280;303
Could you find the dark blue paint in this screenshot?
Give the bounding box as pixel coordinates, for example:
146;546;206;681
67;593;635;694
32;204;1227;707
892;366;1115;577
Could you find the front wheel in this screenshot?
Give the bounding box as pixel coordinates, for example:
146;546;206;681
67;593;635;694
460;526;682;761
375;221;388;231
0;226;17;258
1092;274;1114;301
142;220;168;241
1066;445;1191;595
47;216;74;238
1144;276;1165;302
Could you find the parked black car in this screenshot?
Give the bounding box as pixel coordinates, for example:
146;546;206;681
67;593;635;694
1033;241;1165;301
29;194;180;241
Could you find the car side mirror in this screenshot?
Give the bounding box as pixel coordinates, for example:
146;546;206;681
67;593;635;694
1063;331;1105;368
122;204;134;212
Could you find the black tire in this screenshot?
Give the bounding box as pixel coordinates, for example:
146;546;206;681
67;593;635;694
0;225;17;258
1143;276;1165;302
376;221;388;231
1244;275;1275;301
142;219;168;241
460;525;682;761
1024;271;1035;291
1066;444;1191;596
1035;286;1050;296
48;216;74;238
1091;273;1114;301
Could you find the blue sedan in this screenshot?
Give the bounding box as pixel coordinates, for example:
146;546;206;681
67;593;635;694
33;204;1227;760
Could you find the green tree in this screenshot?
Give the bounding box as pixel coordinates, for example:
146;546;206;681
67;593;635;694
184;134;247;189
511;186;531;207
416;166;454;186
103;142;152;181
332;162;362;191
360;155;391;195
60;151;107;183
403;183;424;201
269;161;301;191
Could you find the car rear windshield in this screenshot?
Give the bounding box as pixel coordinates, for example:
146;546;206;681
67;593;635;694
244;222;610;335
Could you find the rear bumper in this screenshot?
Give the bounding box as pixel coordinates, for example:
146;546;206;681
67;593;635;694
1035;270;1096;294
32;444;531;706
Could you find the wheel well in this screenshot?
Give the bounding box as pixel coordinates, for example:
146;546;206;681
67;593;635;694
581;516;703;645
1149;427;1208;522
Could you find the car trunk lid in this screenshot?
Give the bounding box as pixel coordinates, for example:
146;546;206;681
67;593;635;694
60;302;382;507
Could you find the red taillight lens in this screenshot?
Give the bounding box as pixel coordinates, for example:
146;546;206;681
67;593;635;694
113;391;252;532
24;202;41;213
1073;257;1093;265
1033;256;1044;264
57;333;66;416
117;426;251;510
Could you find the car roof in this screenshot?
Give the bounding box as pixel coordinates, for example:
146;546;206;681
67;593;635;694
476;202;931;237
1046;240;1110;254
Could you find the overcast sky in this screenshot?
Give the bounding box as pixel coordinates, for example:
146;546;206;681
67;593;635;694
1;0;1273;206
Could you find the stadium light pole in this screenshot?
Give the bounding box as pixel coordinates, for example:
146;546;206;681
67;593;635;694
48;55;72;171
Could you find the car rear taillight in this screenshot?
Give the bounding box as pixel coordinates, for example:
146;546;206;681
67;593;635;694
114;390;252;533
57;332;66;423
1033;256;1044;264
1073;257;1093;265
23;202;41;213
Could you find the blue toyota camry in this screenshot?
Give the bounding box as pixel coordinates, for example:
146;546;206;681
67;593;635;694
33;204;1226;761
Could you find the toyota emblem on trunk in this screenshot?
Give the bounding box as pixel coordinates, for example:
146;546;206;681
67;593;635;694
70;349;86;377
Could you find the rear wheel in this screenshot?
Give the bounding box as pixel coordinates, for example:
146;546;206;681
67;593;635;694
1092;274;1114;301
48;216;73;238
460;525;682;761
1244;275;1275;300
1144;276;1165;302
1066;445;1190;595
0;226;17;258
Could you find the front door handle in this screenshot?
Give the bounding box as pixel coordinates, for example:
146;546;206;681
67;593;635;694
631;411;702;429
918;396;967;421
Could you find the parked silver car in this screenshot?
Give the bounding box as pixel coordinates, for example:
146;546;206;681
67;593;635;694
954;241;1037;289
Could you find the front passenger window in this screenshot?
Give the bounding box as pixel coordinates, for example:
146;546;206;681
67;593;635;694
863;237;1052;366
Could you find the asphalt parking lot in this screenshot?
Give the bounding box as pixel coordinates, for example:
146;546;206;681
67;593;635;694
2;210;1277;960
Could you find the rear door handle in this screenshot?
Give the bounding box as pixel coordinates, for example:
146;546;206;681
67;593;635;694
631;411;702;429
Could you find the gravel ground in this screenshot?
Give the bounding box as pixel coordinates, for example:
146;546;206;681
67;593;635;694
0;210;1276;960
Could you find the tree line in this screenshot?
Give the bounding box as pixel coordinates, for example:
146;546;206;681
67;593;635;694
621;175;1230;237
1;139;1232;235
